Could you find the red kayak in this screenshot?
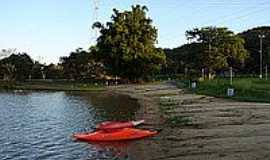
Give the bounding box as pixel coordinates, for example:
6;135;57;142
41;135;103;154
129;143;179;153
96;120;144;130
73;128;157;142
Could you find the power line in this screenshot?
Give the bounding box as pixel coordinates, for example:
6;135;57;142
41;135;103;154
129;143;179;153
188;0;270;6
196;2;270;27
219;7;269;25
256;19;270;25
199;6;257;25
180;1;270;23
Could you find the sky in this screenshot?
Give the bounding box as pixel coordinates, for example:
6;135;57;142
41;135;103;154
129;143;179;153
0;0;270;64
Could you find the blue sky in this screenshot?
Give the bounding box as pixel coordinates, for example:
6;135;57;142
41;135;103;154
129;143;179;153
0;0;269;63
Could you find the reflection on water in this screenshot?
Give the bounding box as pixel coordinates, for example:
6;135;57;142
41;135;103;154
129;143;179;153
0;91;143;160
77;92;140;121
89;141;133;159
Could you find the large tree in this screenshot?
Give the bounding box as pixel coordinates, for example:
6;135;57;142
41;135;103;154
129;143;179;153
60;48;104;81
43;63;64;79
186;26;249;78
30;61;44;79
93;5;166;81
0;53;34;81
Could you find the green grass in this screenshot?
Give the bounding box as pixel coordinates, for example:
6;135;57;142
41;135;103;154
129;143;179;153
186;78;270;103
165;116;193;127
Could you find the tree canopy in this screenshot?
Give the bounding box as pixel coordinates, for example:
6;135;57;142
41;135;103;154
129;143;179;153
1;14;270;82
93;5;166;81
185;26;249;76
60;48;104;81
0;53;34;81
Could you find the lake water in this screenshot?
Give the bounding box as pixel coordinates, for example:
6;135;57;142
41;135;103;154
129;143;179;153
0;91;157;160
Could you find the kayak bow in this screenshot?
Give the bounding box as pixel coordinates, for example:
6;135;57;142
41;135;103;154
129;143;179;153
73;128;157;142
96;120;145;130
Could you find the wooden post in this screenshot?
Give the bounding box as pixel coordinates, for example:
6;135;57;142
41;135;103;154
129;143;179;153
202;68;205;80
230;67;233;86
184;67;188;78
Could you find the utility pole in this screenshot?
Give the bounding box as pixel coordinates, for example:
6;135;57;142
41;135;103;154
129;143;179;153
259;34;265;79
208;36;211;55
91;0;99;45
266;64;268;80
208;36;212;79
93;0;99;32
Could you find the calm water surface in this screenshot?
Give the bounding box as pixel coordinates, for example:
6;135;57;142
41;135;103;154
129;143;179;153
0;91;157;160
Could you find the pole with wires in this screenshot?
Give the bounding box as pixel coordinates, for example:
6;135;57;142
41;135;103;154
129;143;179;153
266;64;268;80
91;0;100;45
259;34;265;79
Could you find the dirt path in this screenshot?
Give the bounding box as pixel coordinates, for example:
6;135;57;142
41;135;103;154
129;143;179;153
109;82;270;160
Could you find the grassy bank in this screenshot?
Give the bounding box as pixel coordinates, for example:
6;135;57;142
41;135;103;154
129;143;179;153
178;78;270;103
0;80;105;91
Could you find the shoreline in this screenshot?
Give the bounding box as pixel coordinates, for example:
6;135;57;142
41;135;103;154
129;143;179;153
108;82;270;160
0;81;105;92
2;81;270;159
106;84;166;127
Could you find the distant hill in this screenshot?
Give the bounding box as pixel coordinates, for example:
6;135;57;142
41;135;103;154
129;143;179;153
163;43;203;74
239;26;270;73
